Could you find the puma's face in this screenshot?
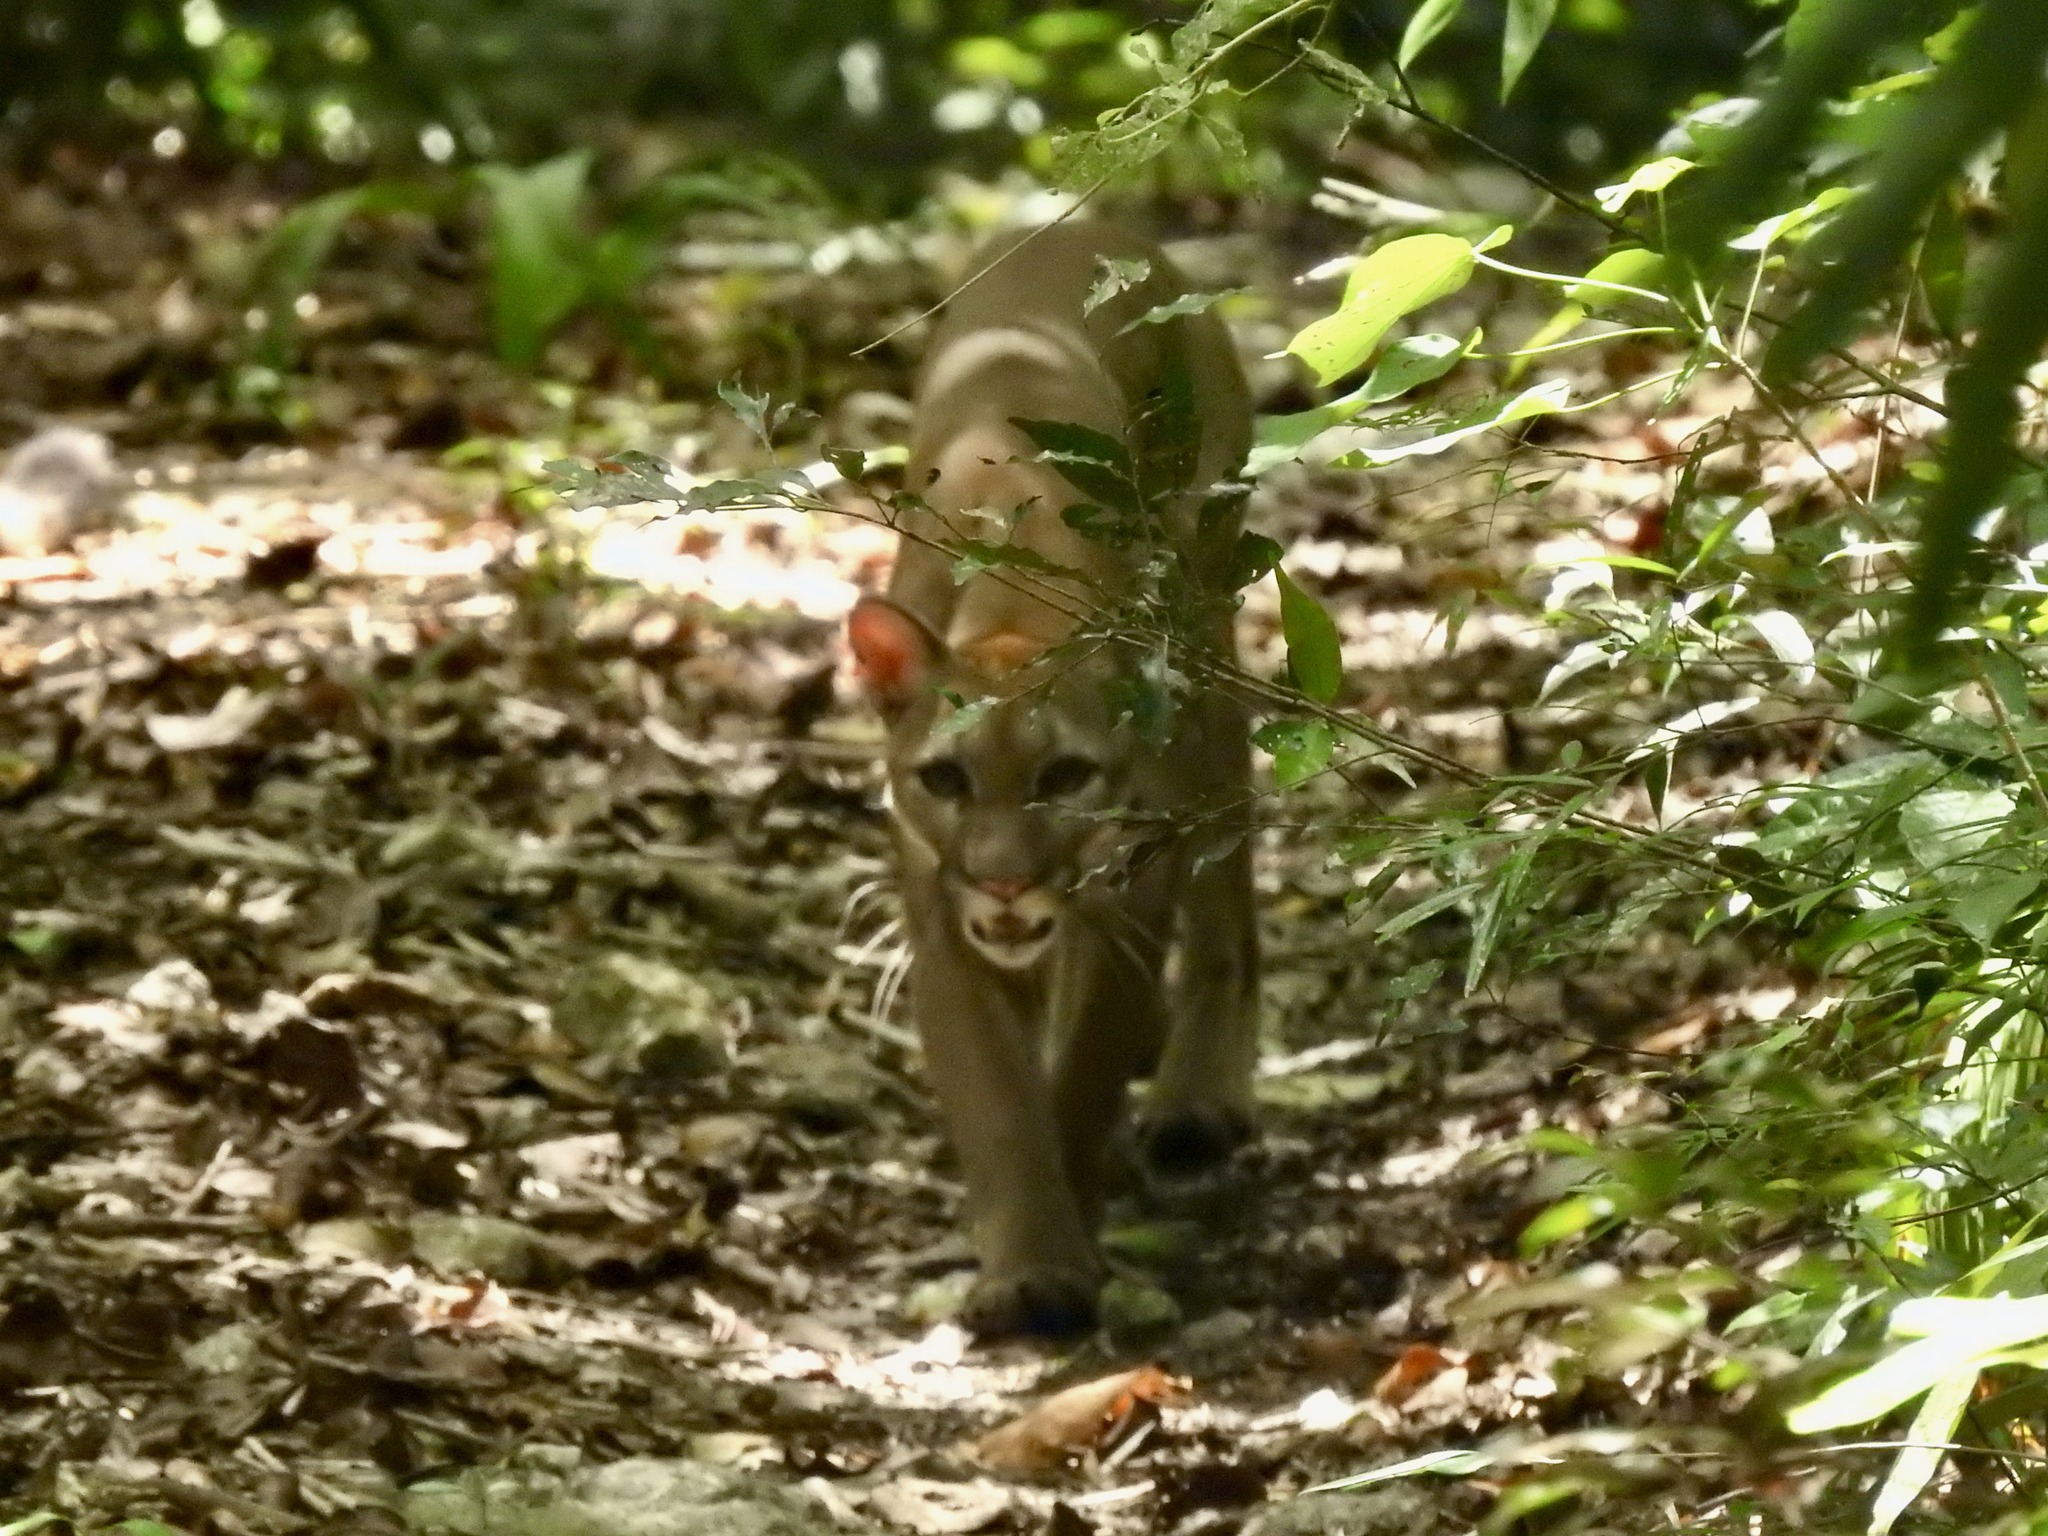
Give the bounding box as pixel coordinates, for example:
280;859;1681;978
848;599;1134;970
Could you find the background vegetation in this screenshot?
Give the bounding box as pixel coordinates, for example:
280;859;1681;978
11;0;2048;1531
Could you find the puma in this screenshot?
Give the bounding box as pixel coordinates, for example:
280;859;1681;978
846;221;1260;1336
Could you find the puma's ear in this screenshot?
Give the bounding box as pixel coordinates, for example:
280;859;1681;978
847;597;944;713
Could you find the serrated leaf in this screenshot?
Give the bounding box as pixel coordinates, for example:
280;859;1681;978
718;379;776;447
1399;0;1470;69
1276;568;1343;702
1501;0;1560;101
1286;235;1476;385
545;451;682;508
1085;256;1151;314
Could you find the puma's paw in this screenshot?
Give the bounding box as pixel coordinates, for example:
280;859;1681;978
962;1266;1100;1338
1140;1104;1252;1181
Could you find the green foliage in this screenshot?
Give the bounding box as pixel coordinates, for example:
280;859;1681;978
1668;0;2048;658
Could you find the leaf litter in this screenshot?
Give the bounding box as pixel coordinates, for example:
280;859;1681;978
0;154;1877;1536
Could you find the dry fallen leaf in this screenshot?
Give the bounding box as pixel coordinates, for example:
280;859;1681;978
870;1477;1014;1535
143;684;272;751
972;1364;1187;1473
1372;1342;1455;1407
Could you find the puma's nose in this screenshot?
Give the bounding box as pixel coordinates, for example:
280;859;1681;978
976;877;1034;903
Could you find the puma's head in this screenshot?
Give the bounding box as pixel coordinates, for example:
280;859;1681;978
848;596;1139;971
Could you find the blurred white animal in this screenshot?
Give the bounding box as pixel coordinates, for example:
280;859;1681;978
0;426;118;556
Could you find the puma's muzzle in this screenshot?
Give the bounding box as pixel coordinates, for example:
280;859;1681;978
959;882;1062;969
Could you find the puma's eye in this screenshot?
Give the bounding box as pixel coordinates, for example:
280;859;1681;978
915;759;972;800
1036;755;1099;799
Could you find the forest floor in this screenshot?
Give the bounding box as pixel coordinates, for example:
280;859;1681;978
0;157;1837;1536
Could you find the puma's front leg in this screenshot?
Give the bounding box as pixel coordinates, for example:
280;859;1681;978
1145;702;1260;1177
1146;835;1259;1174
903;878;1100;1336
1048;897;1171;1223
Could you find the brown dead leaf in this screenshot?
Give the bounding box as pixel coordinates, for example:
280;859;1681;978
1372;1342;1454;1407
972;1364;1187;1473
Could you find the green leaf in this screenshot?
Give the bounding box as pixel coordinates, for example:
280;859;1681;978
1593;157;1695;214
1764;0;2048;384
1869;1368;1976;1536
1728;185;1859;253
1247;333;1470;475
1116;288;1244;335
1338;380;1571;469
1255;719;1337;787
1520;1190;1618;1254
1061;502;1142;549
117;1522;192;1536
1669;0;1917;269
1305;1448;1495;1495
1084;256;1151;316
1564;248;1667;310
1747;608;1816;682
934;692;996;739
1468;800;1581;992
544;450;682;508
475;151;594;369
8;923;60;958
1946;872;2038;945
950;540;1086;584
1398;0;1470;70
1286;235;1477;385
1364;331;1470;400
1276;568;1343;703
1376;881;1479;939
1500;0;1560;101
1897;785;2017;873
1012;417;1144;517
0;1516;67;1536
1228;531;1283;591
1899;81;2048;659
1788;1295;2048;1432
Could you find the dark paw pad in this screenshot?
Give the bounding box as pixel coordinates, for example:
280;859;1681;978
1142;1106;1251;1180
963;1269;1099;1338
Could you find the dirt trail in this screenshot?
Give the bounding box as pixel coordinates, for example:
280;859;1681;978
0;172;1775;1534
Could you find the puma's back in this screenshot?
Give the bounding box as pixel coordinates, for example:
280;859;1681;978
848;221;1259;1337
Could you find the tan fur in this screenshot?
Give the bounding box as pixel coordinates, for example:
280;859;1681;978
851;221;1260;1337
